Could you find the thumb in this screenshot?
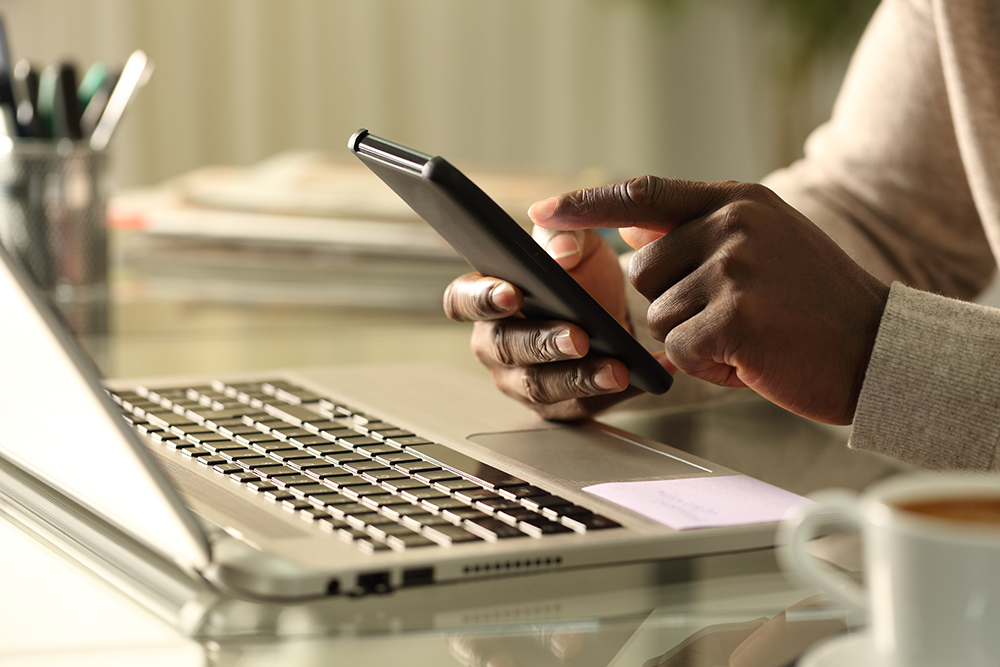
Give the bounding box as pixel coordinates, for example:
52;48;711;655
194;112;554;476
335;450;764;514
528;175;736;234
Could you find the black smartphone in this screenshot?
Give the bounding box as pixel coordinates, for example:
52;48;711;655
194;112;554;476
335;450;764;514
349;129;672;395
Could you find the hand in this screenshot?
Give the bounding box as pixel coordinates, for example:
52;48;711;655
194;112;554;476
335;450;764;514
442;226;645;421
529;176;890;425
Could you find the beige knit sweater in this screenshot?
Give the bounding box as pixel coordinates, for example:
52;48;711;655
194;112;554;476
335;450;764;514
638;0;1000;470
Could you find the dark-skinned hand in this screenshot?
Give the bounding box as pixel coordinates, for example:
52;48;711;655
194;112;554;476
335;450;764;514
528;175;890;425
442;224;652;421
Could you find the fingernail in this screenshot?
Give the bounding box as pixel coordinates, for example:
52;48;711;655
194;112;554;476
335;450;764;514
555;329;579;357
528;196;558;223
545;232;581;260
490;282;516;311
593;364;622;391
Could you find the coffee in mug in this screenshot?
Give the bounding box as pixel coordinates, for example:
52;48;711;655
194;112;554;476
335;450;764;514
778;472;1000;667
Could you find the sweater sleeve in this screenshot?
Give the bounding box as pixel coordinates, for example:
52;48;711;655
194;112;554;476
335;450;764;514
850;283;1000;470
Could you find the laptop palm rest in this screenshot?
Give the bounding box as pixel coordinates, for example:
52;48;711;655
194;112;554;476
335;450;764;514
468;425;714;485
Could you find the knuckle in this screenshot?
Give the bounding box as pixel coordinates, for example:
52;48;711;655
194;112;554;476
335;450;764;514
493;325;565;366
442;276;498;322
621;175;666;212
520;364;597;406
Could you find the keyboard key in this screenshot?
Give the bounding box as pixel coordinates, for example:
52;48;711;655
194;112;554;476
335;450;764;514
517;514;574;537
337;435;381;449
413;469;461;483
304;441;352;455
361;469;409;483
318;427;358;440
366;523;422;541
246;479;277;493
285;483;331;497
273;427;311;440
270;450;317;462
394;460;442;474
254;464;299;478
262;402;326;427
307;493;354;508
180;446;215;459
454;488;502;504
368;428;413;440
420;497;469;512
359;494;401;508
474;498;524;513
442;507;491;523
521;495;575;512
340;484;385;500
303;466;354;482
433;478;481;492
385;533;436;550
498;485;549;500
373;451;421;465
314;516;351;533
354;443;400;455
403;443;529;489
232;455;282;468
184;433;233;447
380;477;431;492
564;513;621;531
235;432;281;446
340;460;392;475
422;524;482;546
400;487;449;503
281;498;313;512
464;517;530;541
399;512;451;530
322;451;369;464
387;436;434;448
326;502;372;520
287;434;330;448
494;507;540;525
263;489;296;502
331;475;375;488
345;513;388;529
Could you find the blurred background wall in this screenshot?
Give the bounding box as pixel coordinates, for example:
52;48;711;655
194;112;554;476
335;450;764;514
0;0;870;190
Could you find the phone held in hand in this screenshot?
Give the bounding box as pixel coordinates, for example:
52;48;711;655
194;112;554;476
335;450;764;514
349;129;672;395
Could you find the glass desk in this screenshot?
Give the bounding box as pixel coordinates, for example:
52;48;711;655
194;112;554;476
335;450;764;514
0;255;906;666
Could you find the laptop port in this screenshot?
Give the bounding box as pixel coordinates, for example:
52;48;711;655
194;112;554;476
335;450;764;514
403;567;434;587
327;579;340;596
356;571;392;595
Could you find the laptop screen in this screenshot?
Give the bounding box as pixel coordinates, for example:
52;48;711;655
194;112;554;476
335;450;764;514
0;244;210;572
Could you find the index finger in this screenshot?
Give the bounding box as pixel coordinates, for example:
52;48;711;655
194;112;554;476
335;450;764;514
527;176;747;233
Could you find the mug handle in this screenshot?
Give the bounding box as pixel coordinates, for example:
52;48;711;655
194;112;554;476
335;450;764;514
776;490;868;613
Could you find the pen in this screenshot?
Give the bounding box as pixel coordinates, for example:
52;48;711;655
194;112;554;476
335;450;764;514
12;60;43;138
80;66;118;139
38;63;83;139
56;62;83;139
0;16;20;137
89;49;152;151
77;61;108;111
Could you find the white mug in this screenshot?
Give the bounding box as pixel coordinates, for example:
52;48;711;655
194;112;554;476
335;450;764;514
778;472;1000;667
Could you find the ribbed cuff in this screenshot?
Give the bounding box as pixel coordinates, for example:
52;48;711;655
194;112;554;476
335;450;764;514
849;283;1000;470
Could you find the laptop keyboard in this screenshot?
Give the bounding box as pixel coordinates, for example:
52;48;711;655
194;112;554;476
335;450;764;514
107;379;620;554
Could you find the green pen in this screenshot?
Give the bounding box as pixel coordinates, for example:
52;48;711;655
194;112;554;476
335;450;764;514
77;61;108;111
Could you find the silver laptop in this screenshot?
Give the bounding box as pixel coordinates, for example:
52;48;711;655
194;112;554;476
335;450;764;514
0;241;778;618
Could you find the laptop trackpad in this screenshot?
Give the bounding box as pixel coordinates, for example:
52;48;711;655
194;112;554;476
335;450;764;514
468;426;712;485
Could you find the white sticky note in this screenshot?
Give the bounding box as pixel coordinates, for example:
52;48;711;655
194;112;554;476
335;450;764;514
583;475;810;530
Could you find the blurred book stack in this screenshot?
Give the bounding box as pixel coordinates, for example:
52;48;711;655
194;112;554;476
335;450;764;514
109;151;574;311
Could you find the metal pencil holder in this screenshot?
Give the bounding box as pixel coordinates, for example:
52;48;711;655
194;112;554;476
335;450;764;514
0;139;110;337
